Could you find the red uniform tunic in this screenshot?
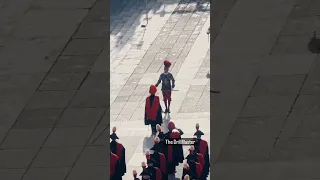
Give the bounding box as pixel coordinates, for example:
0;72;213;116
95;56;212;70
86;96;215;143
198;139;208;157
145;96;160;121
110;140;126;176
115;142;124;160
196;153;204;173
195;162;202;179
167;129;180;163
110;153;119;177
159;153;166;174
196;139;210;178
155;167;162;180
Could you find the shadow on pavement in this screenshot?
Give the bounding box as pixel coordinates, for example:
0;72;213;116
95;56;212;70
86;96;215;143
110;0;210;52
143;136;155;152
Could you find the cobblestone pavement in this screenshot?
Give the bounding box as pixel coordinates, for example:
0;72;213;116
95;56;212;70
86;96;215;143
106;0;210;179
212;0;320;179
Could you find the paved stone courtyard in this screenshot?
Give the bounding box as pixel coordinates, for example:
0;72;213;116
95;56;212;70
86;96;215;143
0;0;210;179
212;0;320;179
1;0;319;179
107;0;210;179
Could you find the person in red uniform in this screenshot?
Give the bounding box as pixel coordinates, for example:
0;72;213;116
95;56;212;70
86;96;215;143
185;152;203;180
150;138;168;180
145;85;163;136
110;127;126;177
110;152;122;180
155;60;175;113
167;120;184;135
194;123;210;179
164;121;184;174
186;145;205;175
144;151;162;180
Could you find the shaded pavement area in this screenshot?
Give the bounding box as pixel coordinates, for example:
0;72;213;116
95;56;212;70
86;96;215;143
0;0;210;180
0;0;109;179
212;0;320;179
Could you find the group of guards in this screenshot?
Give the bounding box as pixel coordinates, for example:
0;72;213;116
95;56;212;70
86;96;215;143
110;60;210;179
110;123;210;180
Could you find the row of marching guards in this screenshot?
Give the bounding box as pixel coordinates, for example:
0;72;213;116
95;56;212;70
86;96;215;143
110;122;210;180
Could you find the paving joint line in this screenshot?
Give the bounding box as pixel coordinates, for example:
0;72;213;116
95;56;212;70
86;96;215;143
17;88;79;180
267;54;320;160
0;0;101;178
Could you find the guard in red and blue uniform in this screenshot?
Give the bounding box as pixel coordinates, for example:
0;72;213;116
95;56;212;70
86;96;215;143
110;152;122;180
164;121;184;174
150;138;167;180
194;123;210;179
186;145;205;174
185;151;203;180
145;151;162;180
145;85;163;136
155;60;175;113
110;127;126;177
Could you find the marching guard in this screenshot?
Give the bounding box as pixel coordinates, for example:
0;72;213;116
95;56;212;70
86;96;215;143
186;145;205;175
150;138;168;180
144;85;163;136
185;151;202;180
165;121;184;173
155;60;175;113
194;124;210;179
145;150;162;180
110;152;122;180
110;127;126;177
